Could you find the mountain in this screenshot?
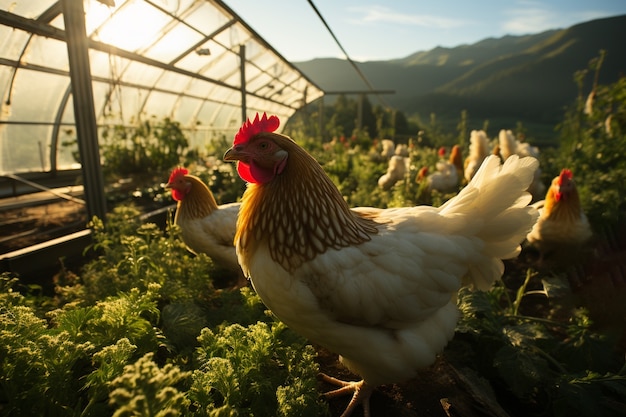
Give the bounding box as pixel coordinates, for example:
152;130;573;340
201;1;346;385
294;15;626;142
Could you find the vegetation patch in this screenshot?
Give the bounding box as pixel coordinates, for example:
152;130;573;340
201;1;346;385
2;55;625;416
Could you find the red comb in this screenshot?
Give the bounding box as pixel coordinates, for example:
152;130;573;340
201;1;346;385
558;169;573;184
438;147;446;157
234;112;280;145
169;167;188;183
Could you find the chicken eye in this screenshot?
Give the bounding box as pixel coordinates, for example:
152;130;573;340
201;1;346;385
259;142;269;150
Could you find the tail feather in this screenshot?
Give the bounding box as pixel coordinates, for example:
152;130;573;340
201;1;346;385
441;155;539;290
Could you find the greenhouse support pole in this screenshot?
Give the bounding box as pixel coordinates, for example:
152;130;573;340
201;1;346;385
239;44;246;122
61;0;107;222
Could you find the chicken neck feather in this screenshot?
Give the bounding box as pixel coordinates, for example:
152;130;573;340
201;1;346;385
542;179;583;224
236;134;379;273
175;175;219;221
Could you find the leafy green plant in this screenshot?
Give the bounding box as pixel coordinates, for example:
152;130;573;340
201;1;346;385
76;206;218;304
190;321;327;417
0;276;164;417
545;50;626;228
108;353;191;417
0;202;329;417
84;338;138;416
100;117;189;179
452;271;626;417
5;55;626;417
0;276;93;416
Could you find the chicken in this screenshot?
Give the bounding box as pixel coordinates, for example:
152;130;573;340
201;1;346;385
380;139;396;160
416;166;429;182
463;129;490;183
394;143;409;158
223;113;539;417
377;154;408;190
498;129;545;201
424;146;461;193
435;145;447;164
449;144;464;182
427;164;457;193
526;169;592;261
498;129;517;161
414;166;432;201
165;167;245;286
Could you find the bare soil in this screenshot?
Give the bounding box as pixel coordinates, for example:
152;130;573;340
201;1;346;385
316;348;478;417
0;200;87;254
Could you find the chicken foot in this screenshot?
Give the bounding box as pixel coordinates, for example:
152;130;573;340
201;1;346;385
320;373;374;417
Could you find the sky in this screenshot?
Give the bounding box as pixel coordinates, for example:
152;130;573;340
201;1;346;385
226;0;626;62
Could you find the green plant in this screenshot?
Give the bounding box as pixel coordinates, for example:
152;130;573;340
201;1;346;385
546;51;626;228
108;353;191;417
0;276;165;417
76;206;218;304
0;202;330;417
190;321;327;417
100;117;189;179
452;271;626;417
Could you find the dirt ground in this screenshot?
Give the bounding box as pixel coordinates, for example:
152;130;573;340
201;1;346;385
316;347;493;417
0;200;87;254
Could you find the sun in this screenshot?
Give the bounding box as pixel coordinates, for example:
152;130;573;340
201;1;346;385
83;0;168;52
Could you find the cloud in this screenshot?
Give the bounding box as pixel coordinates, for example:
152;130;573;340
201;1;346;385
501;9;555;33
348;5;469;29
501;1;614;34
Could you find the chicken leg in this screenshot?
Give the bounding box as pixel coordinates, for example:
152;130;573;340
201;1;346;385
320;373;375;417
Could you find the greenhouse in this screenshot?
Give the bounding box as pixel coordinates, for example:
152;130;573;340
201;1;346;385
2;2;626;416
0;0;324;275
0;0;323;218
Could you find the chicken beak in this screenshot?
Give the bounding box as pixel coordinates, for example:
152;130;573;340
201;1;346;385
223;146;241;162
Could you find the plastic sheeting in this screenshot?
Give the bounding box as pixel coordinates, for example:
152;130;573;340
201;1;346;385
0;0;323;174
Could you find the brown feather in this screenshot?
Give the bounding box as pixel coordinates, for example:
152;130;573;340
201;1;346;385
174;175;218;222
236;133;379;272
449;145;463;175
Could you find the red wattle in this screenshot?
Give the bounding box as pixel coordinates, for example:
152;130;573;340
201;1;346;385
171;188;185;201
237;161;275;184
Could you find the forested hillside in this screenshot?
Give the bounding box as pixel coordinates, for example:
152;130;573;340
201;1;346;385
295;15;626;141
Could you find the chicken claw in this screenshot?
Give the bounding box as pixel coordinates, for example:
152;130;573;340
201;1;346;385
320;373;374;417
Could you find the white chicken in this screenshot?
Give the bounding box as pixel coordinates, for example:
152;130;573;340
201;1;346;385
498;129;545;201
463;130;490;183
394;143;409;158
165;167;245;285
377;154;409;190
380;139;396;160
378;142;412;190
223;113;539;417
425;146;462;193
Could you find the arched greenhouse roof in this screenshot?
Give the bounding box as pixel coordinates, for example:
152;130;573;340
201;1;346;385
0;0;323;187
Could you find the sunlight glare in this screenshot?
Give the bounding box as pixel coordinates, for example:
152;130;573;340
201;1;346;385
84;0;168;52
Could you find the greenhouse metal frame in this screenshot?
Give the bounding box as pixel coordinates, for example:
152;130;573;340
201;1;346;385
0;0;324;222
